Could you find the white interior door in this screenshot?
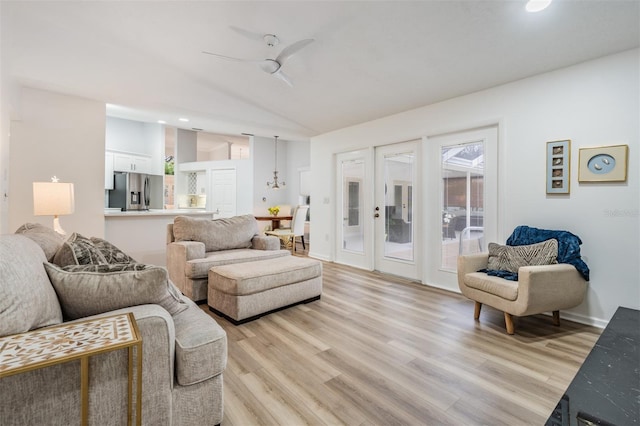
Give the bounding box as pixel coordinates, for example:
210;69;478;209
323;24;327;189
374;140;420;280
335;150;373;270
210;169;236;218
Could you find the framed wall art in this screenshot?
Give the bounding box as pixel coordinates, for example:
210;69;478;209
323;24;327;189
578;144;629;182
546;139;571;194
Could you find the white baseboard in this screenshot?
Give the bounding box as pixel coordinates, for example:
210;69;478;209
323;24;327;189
419;282;607;329
308;251;331;262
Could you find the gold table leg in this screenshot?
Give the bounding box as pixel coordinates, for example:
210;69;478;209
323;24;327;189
81;356;89;426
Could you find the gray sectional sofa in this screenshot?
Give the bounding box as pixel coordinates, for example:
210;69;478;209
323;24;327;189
166;214;290;302
0;226;227;425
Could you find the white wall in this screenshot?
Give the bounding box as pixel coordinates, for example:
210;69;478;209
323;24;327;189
252;135;310;216
310;49;639;326
8;87;106;237
285;139;311;205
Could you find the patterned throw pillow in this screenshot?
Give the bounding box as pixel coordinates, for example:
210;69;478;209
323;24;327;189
53;233;107;267
90;237;136;264
487;239;558;273
44;263;188;320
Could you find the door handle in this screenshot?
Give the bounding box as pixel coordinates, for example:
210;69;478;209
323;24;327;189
374;213;380;218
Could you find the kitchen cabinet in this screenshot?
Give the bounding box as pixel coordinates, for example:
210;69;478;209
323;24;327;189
105;151;114;189
113;152;152;174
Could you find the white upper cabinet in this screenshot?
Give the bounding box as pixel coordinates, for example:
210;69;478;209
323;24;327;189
113;152;152;174
105;117;164;176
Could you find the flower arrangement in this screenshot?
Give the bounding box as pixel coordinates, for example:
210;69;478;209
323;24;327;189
268;206;280;216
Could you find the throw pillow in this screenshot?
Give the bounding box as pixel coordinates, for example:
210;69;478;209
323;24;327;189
53;233;108;267
14;222;64;262
0;235;62;336
44;263;188;320
90;237;137;264
173;214;258;252
487;239;558;273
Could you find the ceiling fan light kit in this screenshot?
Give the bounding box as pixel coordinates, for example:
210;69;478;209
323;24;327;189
202;32;314;87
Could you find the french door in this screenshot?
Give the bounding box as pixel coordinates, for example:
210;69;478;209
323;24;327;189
374;141;420;279
426;126;498;289
335;141;420;280
335;150;373;270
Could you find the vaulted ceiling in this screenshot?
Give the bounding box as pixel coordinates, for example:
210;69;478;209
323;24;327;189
2;1;638;141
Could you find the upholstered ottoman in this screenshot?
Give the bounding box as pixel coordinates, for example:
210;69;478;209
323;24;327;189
208;256;322;324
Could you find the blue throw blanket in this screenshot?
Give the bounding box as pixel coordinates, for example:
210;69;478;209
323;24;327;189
483;225;590;281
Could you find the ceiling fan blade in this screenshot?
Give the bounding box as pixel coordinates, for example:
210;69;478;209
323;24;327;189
272;69;293;87
229;25;265;42
275;38;314;66
202;51;266;65
202;51;248;62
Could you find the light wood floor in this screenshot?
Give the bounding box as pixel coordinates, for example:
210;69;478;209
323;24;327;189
201;259;601;426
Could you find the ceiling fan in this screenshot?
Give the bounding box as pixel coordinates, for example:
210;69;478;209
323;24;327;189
202;33;314;87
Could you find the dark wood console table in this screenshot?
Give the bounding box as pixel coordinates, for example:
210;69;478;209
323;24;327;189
546;306;639;426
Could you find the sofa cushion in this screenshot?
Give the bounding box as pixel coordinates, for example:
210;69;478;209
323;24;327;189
44;263;188;320
90;237;137;264
487;239;558;274
464;272;519;301
173;215;259;252
210;256;322;296
172;303;227;386
14;222;64;262
53;232;108;267
0;235;63;336
185;249;290;279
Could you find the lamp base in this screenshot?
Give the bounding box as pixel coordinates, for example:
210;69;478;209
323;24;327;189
53;216;67;237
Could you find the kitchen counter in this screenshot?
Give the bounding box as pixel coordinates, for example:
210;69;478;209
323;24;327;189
104;209;215;217
104;209;216;265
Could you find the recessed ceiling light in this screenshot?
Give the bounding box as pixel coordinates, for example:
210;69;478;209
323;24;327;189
179;118;189;122
526;0;552;12
157;120;166;124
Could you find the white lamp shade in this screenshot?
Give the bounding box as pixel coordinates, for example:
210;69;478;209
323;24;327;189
33;182;75;216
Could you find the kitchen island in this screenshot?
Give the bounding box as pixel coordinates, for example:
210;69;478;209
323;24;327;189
105;209;217;266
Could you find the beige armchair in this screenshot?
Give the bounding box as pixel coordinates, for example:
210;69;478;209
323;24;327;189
457;252;588;334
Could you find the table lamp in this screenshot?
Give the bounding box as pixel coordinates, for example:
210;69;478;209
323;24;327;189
33;176;75;236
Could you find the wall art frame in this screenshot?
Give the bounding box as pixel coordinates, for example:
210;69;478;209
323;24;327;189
546;139;571;194
578;144;629;182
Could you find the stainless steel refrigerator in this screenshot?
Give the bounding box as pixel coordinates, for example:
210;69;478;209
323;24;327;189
108;172;151;211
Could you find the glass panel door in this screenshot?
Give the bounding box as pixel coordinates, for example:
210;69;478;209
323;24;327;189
441;142;484;270
375;141;420;280
335;150;373;270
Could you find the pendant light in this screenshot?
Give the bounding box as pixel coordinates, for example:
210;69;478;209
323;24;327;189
266;136;285;189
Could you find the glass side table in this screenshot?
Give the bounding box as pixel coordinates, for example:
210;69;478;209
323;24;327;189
0;313;143;425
